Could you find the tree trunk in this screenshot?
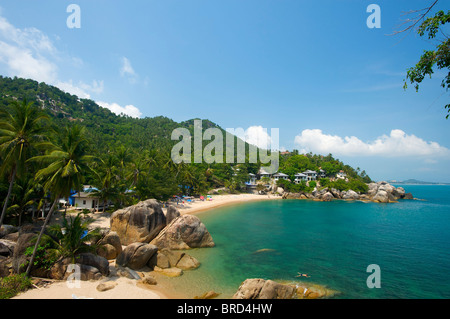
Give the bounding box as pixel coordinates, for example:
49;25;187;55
32;205;36;221
19;210;23;227
0;166;17;229
102;199;106;213
25;197;59;277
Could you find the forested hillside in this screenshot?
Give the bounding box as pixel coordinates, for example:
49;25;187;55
0;75;371;227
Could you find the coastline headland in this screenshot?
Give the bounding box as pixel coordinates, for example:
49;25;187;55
282;181;414;203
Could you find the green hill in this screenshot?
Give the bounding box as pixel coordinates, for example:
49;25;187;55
0;75;372;225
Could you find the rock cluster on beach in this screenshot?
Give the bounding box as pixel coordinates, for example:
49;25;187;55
110;199;215;249
282;181;414;203
109;199;167;246
0;199;213;286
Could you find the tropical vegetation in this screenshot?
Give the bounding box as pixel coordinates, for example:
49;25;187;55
0;76;373;282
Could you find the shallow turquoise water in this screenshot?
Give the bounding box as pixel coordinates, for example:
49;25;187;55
175;185;450;299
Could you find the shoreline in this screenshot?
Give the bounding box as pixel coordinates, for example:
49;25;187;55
13;193;280;300
176;193;282;215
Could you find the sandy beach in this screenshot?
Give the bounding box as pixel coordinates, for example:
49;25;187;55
13;193;280;299
176;193;280;215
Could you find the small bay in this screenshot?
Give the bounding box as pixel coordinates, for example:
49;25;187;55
168;185;450;299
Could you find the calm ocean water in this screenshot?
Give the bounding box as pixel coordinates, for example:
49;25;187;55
169;185;450;299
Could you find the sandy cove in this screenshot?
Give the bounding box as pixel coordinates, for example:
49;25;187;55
177;193;281;215
13;193;280;299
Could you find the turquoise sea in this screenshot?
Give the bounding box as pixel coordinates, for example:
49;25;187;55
167;185;450;299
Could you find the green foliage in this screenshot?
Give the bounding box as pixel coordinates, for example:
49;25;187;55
23;242;59;271
279;153;371;183
47;212;102;261
0;274;32;299
404;10;450;119
276;179;313;193
320;178;369;193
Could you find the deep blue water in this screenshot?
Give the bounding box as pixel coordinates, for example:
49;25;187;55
175;185;450;299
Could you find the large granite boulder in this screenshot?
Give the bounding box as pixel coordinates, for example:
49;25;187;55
150;215;215;250
12;232;36;274
233;279;297;299
0;256;11;277
0;225;18;239
372;190;390;203
96;231;122;260
330;188;342;199
367;182;413;203
147;248;200;270
116;242;158;270
75;253;110;277
165;206;181;225
321;192;334;202
0;239;16;257
49;254;110;280
110;199;167;245
342;190;360;200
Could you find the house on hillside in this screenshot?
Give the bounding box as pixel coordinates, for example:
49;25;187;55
319;169;326;178
294;173;308;184
273;172;289;181
336;170;347;180
258;168;273;180
302;170;318;181
247;173;257;185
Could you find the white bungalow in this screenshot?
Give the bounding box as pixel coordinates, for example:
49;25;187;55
248;173;257;185
273;172;289;181
72;192;100;210
336;170;347;180
258;168;273;180
294;173;308;184
302;170;318;181
319;169;326;178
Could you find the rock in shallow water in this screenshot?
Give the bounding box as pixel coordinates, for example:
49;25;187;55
232;279;297;299
232;278;339;299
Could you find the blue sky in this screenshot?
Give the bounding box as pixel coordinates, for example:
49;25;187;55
1;0;449;182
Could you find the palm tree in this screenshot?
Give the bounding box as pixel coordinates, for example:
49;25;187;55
46;213;102;262
25;124;94;276
127;150;157;188
90;158;120;213
0;99;49;229
179;164;195;195
7;177;37;226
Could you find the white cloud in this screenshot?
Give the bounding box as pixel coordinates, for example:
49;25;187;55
120;57;138;83
0;14;106;99
96;101;142;118
55;80;91;99
245;126;273;150
55;80;104;99
0;15;58;83
0;14;142;118
294;129;450;158
229;126;279;150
